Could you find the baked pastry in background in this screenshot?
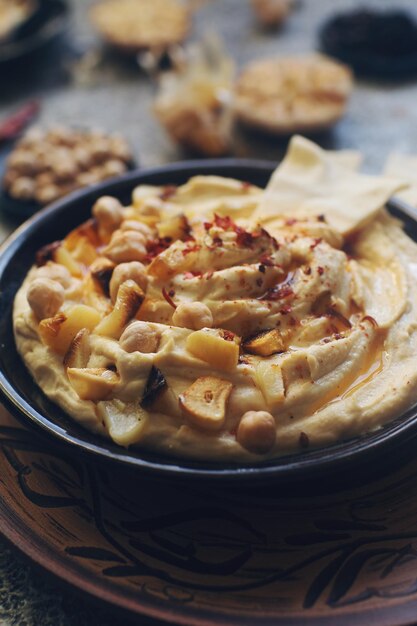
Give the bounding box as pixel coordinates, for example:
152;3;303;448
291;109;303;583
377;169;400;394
90;0;191;54
154;38;234;156
233;54;353;135
251;0;295;28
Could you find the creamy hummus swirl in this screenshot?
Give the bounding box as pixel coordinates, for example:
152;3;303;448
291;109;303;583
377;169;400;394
13;139;417;462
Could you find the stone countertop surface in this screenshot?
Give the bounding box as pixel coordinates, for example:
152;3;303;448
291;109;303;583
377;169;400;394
1;0;417;624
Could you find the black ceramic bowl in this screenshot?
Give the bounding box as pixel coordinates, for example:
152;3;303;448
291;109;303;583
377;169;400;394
0;0;69;65
1;159;417;485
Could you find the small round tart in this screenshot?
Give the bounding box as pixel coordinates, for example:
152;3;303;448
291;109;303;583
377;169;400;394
90;0;191;54
233;54;353;135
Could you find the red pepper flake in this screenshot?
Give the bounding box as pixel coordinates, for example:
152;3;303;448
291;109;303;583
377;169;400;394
145;237;172;261
299;432;310;449
36;241;62;266
259;254;274;267
285;218;298;226
213;214;235;230
317;214;326;222
0;100;40;142
259;228;279;250
159;185;177;201
182;243;201;256
241;181;252;191
317;266;324;276
327;308;352;329
203;221;212;231
310;238;322;250
289;316;298;327
261;285;294;301
162;287;177;309
280;305;292;315
303;266;312;275
363;315;379;327
212;236;223;247
183;271;202;279
220;329;236;341
235;227;255;247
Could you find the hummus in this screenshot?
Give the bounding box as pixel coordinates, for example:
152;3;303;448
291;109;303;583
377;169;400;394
13;137;417;462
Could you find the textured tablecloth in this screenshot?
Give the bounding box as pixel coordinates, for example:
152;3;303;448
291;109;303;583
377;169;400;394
2;0;417;623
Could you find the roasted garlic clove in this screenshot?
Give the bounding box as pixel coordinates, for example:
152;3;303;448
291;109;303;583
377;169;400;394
63;328;92;368
254;361;285;411
243;328;287;356
141;366;167;409
97;399;149;446
95;279;145;339
157;214;190;241
54;246;83;277
39;305;101;355
179;376;233;430
186;328;240;371
67;367;119;401
90;257;116;297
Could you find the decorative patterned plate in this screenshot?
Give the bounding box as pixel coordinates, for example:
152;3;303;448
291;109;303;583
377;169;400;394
3;403;417;625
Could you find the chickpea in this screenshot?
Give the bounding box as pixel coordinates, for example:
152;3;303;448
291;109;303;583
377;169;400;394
90;140;111;164
52;158;78;181
36;172;55;188
120;321;160;353
172;302;213;330
92;196;123;234
103;230;147;263
109;261;148;302
3;169;19;190
10;177;36;200
236;411;276;454
35;184;62;205
34;262;72;288
73;147;92;169
119;220;153;238
77;172;99;187
103;159;126;178
27;278;65;320
109;136;131;162
7;150;38;175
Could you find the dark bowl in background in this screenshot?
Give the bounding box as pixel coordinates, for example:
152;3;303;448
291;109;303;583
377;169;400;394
1;159;417;487
0;0;69;65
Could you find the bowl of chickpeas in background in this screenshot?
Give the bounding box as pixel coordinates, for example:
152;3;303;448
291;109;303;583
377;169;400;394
2;158;417;488
1;125;136;218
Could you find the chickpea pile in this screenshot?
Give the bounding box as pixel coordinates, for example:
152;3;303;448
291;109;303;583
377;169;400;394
3;126;132;206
